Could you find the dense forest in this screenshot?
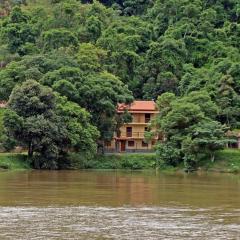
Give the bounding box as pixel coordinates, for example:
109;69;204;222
0;0;239;169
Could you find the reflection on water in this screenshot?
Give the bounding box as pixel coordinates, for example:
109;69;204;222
0;170;239;239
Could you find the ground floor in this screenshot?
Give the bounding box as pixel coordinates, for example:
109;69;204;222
104;139;156;153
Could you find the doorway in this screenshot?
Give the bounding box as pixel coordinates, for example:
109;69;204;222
120;140;126;152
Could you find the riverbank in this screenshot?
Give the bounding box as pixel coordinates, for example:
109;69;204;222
0;153;30;170
0;149;240;173
199;149;240;173
0;108;5;144
69;149;240;173
0;152;157;170
68;153;157;170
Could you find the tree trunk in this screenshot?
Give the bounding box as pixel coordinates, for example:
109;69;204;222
211;153;215;162
28;141;33;158
97;140;104;154
33;157;40;169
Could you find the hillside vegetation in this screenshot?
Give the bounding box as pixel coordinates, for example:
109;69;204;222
0;0;239;169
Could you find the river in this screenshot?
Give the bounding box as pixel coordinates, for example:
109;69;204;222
0;170;239;239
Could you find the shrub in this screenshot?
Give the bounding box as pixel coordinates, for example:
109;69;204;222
67;153;156;170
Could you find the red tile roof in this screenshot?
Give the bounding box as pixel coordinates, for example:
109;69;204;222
117;100;157;112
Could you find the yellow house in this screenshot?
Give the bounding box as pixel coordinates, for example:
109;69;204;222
105;101;159;152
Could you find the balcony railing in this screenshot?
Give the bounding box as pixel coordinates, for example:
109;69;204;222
129;118;151;124
116;132;144;138
116;132;158;139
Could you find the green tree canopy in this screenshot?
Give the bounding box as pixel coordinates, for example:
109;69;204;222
154;91;228;170
0;0;240;167
4;80;99;169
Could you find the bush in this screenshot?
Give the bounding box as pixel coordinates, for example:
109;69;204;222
121;158;145;169
67;153;156;170
0;163;10;169
0;153;29;170
156;143;181;167
31;154;59;169
1;136;17;152
67;152;98;169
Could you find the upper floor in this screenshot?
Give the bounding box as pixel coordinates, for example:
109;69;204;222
117;100;159;125
116;100;159;140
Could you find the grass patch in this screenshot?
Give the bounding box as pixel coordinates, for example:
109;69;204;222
0;153;30;170
200;149;240;173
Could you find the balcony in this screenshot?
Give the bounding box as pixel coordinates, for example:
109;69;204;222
127;122;149;125
116;131;144;139
128;116;151;124
116;132;159;139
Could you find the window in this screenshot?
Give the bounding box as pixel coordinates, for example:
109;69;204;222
145;113;151;123
126;127;132;137
128;141;135;147
142;141;148;147
152;140;156;146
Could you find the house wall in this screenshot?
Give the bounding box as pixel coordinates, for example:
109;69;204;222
131;113;154;123
104;111;158;152
119;125;147;138
119;112;158;139
126;139;154;150
104;140;116;151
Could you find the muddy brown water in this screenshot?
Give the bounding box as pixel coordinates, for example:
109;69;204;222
0;170;239;239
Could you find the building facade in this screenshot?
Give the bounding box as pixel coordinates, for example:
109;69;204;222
104;101;159;153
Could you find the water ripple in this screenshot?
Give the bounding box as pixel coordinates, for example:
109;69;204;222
0;206;239;240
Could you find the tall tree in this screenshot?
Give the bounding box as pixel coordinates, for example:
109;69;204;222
4;80;99;169
2;6;37;55
154;91;228;170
